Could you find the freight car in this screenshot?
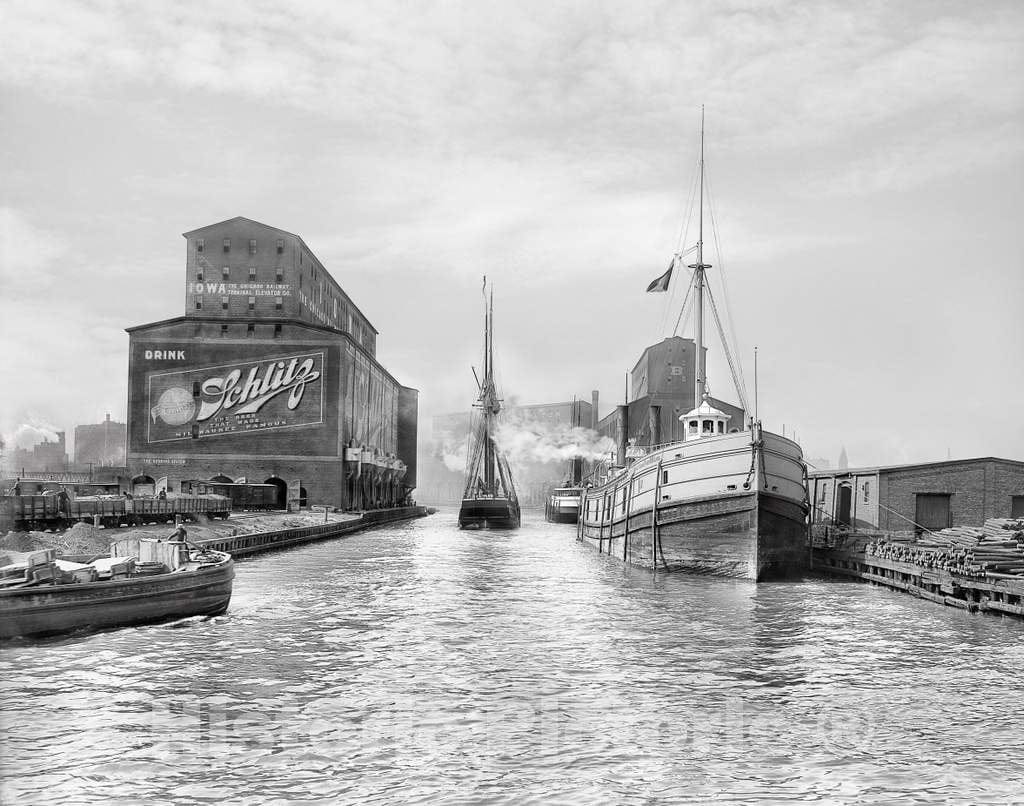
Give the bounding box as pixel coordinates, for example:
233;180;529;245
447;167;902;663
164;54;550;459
181;481;282;511
0;491;231;532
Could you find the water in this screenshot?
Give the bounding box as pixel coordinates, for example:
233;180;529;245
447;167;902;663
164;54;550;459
3;510;1024;804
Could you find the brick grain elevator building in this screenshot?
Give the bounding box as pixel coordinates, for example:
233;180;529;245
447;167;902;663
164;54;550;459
126;217;417;509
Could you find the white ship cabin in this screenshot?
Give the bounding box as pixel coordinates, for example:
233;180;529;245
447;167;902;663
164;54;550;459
681;395;733;441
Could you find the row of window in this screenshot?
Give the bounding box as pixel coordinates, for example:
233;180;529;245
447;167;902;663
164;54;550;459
197;238;285;255
207;323;283;338
197;267;285;283
195;296;284;311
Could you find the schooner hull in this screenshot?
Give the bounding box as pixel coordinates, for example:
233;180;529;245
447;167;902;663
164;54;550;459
459;497;521;530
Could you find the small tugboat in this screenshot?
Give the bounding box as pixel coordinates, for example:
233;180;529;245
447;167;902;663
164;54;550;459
577;111;808;581
459;281;521;530
0;536;233;639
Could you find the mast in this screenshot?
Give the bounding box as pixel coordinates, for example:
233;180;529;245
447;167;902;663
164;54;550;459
483;286;495;494
688;106;711;409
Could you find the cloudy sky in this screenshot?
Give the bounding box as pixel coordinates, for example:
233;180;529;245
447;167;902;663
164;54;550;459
1;0;1022;468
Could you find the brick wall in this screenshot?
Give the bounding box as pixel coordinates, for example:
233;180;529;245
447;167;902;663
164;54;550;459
880;460;1024;530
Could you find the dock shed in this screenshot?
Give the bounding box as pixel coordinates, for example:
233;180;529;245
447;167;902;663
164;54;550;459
808;457;1024;533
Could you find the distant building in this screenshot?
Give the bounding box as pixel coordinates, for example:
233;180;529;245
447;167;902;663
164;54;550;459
808;457;832;471
125;217;418;509
838;446;849;470
596;336;745;450
74;414;127;467
7;433;68;475
808;458;1024;532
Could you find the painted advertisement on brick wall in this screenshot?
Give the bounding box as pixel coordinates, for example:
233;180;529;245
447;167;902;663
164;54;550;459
146;351;325;443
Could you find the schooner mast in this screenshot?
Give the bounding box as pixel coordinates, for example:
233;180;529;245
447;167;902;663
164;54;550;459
464;282;514;500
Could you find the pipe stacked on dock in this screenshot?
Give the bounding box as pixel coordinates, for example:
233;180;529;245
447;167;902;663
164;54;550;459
866;518;1024;577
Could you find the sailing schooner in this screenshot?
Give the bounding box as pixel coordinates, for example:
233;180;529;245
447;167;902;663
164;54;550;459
458;281;521;530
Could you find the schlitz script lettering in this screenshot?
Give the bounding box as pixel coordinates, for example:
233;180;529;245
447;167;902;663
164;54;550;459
196;357;321;422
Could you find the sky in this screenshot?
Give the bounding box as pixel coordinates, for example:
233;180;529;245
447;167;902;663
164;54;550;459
1;0;1022;469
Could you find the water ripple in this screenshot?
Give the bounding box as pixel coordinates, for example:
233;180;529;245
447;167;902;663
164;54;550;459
3;509;1024;804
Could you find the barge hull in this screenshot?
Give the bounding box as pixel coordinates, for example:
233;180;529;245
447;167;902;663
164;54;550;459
0;562;234;639
579;491;808;581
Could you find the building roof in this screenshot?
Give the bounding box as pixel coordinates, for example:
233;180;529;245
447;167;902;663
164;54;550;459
180;216;379;334
682;397;730;419
808;456;1024;477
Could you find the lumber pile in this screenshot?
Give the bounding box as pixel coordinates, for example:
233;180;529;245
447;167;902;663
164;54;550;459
866;518;1024;577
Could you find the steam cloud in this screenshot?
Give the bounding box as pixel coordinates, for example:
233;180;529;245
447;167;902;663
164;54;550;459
495;420;614;466
4;420;62;449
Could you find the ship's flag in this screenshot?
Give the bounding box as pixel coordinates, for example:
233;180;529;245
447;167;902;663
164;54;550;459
646;260;674;292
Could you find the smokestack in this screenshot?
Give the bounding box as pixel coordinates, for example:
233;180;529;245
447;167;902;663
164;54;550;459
649;405;661;447
591;390;599;429
616;404;628;466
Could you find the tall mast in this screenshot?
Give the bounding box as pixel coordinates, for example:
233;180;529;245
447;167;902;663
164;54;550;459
484;285;494;493
688;106;711;409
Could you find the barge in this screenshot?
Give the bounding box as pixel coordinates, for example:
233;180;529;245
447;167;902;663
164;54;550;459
0;539;233;639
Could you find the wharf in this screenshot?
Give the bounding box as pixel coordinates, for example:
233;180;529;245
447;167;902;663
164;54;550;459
812;543;1024;618
192;506;429;558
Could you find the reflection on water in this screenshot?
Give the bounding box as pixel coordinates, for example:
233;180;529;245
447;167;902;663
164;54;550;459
3;508;1024;804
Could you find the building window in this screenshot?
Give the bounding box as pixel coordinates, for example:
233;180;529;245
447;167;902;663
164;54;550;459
196;238;204;253
195;298;202;310
248;296;256;311
220;324;228;336
222;266;229;280
196;268;203;281
221;296;229;311
249;239;257;255
276;268;283;282
248;266;256;280
662;470;669;484
274;323;282;338
246;324;255;337
277;239;284;254
275;296;283;311
300;253;303;265
223;238;230;253
863;481;870;503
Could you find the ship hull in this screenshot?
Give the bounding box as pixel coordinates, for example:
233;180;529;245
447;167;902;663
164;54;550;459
577;429;808;581
459;497;521;530
0;555;234;639
545;508;579;524
579;490;807;580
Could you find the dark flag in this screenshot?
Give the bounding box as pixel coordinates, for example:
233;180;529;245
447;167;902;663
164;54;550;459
646;260;674;292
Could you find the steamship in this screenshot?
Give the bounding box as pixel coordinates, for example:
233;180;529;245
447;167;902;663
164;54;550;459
577;114;808;581
458;282;521;530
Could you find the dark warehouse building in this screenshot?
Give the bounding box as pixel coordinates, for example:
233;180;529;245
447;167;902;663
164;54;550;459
126;216;417;509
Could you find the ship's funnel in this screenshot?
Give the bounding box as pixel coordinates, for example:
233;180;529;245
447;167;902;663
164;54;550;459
649;405;661;447
616;404;628;466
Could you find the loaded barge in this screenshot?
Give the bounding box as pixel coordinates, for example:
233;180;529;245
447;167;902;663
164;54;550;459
813;518;1024;618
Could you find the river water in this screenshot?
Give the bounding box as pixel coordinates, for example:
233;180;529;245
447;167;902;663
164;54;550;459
3;510;1024;804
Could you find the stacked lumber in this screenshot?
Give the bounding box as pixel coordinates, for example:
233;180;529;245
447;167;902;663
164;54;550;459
866;518;1024;577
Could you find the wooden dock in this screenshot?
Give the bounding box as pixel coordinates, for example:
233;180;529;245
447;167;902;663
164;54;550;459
812;546;1024;618
192;506;429;558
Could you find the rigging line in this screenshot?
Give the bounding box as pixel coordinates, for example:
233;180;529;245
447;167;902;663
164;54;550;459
658;158;703;338
704;172;748;395
705;281;750;413
671;267;696;336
